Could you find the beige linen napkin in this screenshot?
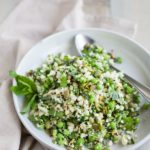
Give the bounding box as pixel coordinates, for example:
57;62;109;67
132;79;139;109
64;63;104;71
0;0;137;150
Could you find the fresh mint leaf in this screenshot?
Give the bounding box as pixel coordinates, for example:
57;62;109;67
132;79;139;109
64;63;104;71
10;86;31;95
9;71;38;114
21;94;37;114
16;76;37;92
9;71;37;94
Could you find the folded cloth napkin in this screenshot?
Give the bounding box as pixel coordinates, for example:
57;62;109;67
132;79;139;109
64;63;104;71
0;0;137;149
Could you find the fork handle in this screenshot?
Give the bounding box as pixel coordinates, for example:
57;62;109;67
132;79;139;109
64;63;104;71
111;65;150;102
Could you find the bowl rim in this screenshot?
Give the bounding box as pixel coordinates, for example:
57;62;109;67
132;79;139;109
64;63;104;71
13;28;150;150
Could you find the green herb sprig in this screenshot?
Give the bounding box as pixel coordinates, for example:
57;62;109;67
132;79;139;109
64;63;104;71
9;70;37;114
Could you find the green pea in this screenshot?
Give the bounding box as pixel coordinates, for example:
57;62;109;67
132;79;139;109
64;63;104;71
57;121;64;128
104;54;110;60
112;136;119;143
94;143;102;150
57;133;64;139
104;65;109;70
134;118;140;124
77;138;84;145
123;83;128;88
91;78;98;84
106;82;110;86
37;123;44;129
63;129;70;136
109;122;116;129
52;129;57;138
110;84;115;90
88;134;97;142
108;101;116;110
125;86;133;94
96;47;103;53
64;55;70;61
96;84;102;90
58;139;65;145
89;94;95;104
134;96;140;104
124;117;134;130
82;48;90;55
45;121;51;129
79;77;86;83
105;133;110;139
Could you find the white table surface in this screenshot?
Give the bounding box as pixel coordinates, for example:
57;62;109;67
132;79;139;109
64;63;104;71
0;0;149;150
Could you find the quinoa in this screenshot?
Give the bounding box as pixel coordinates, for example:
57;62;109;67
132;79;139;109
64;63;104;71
11;45;141;150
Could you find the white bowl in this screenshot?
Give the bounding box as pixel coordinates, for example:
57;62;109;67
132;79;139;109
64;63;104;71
13;28;150;150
